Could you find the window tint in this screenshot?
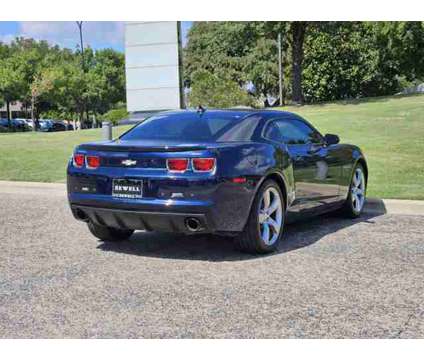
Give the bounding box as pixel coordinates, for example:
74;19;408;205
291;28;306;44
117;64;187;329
263;121;284;143
265;118;322;145
120;112;260;142
208;117;232;134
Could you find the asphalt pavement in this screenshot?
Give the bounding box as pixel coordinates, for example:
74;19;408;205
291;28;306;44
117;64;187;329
0;182;423;338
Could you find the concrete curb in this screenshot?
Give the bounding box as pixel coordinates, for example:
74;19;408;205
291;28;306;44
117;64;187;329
0;181;423;216
365;198;424;216
0;180;65;196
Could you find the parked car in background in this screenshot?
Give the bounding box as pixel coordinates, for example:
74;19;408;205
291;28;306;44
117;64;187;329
0;118;73;132
13;119;30;131
0;118;30;132
38;119;69;132
38;120;53;132
0;119;8;132
59;121;74;131
24;119;35;129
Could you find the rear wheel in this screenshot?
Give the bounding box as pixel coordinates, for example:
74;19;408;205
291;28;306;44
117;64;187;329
87;222;134;242
234;180;285;254
343;164;366;218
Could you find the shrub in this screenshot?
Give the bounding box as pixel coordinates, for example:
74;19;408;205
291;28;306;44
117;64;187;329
188;70;254;108
100;108;129;126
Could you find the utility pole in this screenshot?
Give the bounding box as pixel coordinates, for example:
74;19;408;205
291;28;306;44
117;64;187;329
76;21;85;70
278;33;284;106
76;21;85;130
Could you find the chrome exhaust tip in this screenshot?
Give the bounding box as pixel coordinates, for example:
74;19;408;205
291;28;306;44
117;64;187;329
185;217;201;232
74;208;89;222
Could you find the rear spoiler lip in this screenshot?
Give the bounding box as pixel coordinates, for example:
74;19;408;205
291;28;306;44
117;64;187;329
78;144;208;152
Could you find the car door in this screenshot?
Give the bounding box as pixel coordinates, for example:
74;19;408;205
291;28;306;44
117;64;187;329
265;116;341;212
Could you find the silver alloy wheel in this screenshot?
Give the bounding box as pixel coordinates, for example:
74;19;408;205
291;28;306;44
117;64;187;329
258;187;283;245
351;167;366;213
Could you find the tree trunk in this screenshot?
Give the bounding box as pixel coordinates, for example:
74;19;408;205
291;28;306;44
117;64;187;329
79;109;84;130
6;101;11;131
31;96;37;131
291;22;307;104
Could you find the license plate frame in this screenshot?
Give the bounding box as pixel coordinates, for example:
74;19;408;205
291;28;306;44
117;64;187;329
112;179;143;199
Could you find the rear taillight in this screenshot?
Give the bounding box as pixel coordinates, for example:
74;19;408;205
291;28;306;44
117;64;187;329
192;158;216;172
167;158;189;172
73;154;85;168
86;155;100;169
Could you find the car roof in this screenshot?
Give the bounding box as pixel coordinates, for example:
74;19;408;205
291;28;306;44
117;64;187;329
156;109;295;119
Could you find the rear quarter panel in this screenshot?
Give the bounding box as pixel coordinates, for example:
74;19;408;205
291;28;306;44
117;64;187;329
216;141;295;218
337;144;368;199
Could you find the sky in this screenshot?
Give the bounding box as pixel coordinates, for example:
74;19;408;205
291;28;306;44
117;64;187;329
0;21;193;51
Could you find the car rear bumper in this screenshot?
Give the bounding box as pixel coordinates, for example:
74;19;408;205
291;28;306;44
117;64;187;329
67;170;259;233
71;205;210;234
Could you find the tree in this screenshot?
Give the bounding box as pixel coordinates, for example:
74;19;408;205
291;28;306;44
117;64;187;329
101;107;128;126
188;69;253;108
185;22;288;105
53;60;88;128
30;68;58;130
86;49;126;122
0;37;126;128
244;37;279;103
370;22;424;86
184;22;258;86
0;55;26;127
0;41;11;59
302;22;384;102
300;22;424;102
289;22;308;104
7;38;66;122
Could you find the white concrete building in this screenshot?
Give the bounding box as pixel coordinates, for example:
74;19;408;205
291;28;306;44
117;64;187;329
125;21;184;115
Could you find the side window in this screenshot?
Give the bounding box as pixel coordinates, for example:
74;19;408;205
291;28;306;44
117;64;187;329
263;121;284;143
275;118;322;145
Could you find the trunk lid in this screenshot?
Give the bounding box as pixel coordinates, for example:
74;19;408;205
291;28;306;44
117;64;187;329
76;140;221;170
77;139;209;153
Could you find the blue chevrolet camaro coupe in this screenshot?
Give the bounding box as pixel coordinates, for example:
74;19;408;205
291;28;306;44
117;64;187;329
67;109;368;254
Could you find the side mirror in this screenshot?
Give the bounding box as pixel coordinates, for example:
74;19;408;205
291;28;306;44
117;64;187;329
324;133;340;145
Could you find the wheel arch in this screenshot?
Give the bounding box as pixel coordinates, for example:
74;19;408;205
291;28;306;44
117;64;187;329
237;170;289;240
240;171;289;231
256;171;288;211
355;157;368;185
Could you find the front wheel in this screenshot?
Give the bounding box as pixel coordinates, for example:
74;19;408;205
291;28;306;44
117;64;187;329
87;222;134;242
343;164;367;218
234;179;285;254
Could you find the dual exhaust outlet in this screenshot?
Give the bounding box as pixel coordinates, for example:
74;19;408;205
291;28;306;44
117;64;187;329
184;217;202;232
74;207;203;233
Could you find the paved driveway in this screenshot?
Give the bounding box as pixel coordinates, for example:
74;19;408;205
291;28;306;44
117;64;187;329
0;183;423;338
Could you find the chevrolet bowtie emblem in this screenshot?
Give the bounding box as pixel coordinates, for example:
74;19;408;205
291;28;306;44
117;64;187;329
121;159;137;166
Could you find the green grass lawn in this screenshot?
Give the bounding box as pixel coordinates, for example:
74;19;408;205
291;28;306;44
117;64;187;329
277;94;424;200
0;94;423;199
0;126;131;183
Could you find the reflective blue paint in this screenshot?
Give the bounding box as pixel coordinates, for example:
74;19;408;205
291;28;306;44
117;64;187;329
67;110;367;234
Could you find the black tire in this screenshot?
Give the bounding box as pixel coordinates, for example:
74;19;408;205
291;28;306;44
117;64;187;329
343;163;367;218
234;179;285;254
87;222;134;242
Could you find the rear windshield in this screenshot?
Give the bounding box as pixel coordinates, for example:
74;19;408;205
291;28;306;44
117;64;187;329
120;112;260;142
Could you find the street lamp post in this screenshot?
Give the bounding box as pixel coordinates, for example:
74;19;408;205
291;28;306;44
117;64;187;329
278;32;284;106
76;21;85;71
76;21;85;130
